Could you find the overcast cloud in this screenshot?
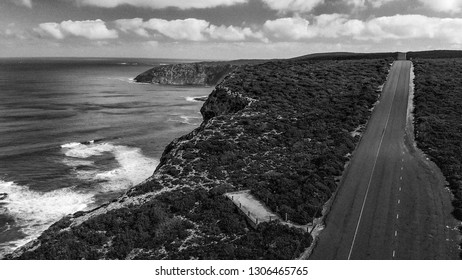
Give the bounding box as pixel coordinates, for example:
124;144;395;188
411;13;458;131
1;0;462;59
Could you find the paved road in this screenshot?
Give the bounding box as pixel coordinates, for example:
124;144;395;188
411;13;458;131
310;61;458;259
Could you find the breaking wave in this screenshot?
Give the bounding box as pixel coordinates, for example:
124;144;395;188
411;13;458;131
0;180;93;253
61;141;158;192
0;140;158;256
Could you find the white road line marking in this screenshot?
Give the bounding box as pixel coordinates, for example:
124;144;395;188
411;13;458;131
398;199;400;204
400;176;402;180
401;159;404;162
399;187;402;191
397;214;399;219
347;66;400;260
393;250;396;258
401;167;403;170
395;231;398;237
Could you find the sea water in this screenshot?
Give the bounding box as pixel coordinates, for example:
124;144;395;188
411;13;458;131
0;58;211;256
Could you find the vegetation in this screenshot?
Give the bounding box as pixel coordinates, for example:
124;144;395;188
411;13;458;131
155;59;390;225
408;50;462;60
293;52;399;61
14;188;311;260
8;58;391;259
412;58;462;258
134;63;238;86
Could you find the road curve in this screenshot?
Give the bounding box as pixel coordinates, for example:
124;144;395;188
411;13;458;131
310;61;459;260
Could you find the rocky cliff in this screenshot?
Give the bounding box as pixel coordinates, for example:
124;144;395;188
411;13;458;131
134;63;238;86
6;58;391;260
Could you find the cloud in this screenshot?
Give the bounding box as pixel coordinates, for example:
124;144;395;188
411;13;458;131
35;19;118;40
115;18;264;41
143;18;210;41
418;0;462;14
115;18;150;37
368;0;396;7
36;23;65;39
207;25;266;41
261;0;324;13
263;17;315;40
263;14;364;40
263;14;462;44
362;14;462;43
11;0;32;8
345;0;396;8
74;0;247;9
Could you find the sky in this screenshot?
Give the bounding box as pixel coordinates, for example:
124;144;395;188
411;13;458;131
1;0;462;59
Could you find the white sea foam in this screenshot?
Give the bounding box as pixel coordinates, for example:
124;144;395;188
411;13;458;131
61;142;81;148
101;145;157;192
62;142;114;158
62;141;158;192
0;141;158;255
185;97;197;102
185;96;208;102
0;180;94;251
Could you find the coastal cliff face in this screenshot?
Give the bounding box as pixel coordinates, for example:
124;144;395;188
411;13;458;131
134;63;238;86
7;58;391;260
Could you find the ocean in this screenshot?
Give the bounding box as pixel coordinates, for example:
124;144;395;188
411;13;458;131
0;58;211;256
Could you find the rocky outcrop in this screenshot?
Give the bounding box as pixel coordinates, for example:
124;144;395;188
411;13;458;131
201;80;255;121
134;63;238;86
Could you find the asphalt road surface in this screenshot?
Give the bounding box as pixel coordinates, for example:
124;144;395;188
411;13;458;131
310;61;459;260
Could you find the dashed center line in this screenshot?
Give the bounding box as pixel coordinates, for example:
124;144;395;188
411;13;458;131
395;231;398;237
396;214;399;219
400;176;403;180
398;199;400;204
393;250;396;258
399;187;401;191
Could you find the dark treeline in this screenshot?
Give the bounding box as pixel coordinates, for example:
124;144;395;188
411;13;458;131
408;50;462;60
292;52;399;61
